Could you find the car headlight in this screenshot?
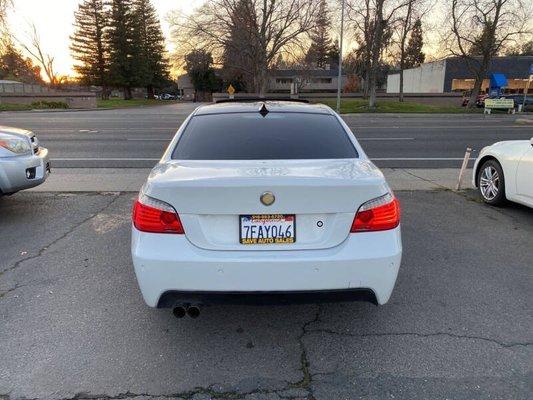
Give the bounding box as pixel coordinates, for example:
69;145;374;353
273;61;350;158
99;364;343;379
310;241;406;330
0;137;32;155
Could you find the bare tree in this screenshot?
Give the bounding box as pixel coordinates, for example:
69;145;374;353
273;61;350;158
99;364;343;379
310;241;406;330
391;0;430;101
347;0;408;109
448;0;531;108
0;0;12;51
0;0;11;29
170;0;321;94
18;24;64;85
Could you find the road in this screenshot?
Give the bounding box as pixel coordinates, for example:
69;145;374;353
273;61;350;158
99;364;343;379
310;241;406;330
1;190;532;399
1;102;531;168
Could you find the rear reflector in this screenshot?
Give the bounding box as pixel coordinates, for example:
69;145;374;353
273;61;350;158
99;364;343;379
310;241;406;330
132;193;184;234
351;193;400;232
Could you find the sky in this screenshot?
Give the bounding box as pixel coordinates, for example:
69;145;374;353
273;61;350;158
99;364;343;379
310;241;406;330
7;0;202;78
6;0;449;81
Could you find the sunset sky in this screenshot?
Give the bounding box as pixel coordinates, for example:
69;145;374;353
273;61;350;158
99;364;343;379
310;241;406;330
7;0;203;78
6;0;451;80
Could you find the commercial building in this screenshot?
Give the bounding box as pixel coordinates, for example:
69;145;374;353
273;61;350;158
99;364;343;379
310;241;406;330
387;56;533;94
177;68;348;99
177;73;195;101
268;69;347;93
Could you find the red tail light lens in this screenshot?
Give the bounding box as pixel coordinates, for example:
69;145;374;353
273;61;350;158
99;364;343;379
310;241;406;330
132;193;184;234
351;193;400;232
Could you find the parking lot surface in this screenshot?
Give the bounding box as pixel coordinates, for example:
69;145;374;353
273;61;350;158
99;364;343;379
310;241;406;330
1;190;531;400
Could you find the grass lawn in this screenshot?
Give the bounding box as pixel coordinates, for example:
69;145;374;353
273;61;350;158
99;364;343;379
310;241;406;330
0;103;33;111
314;98;481;114
97;99;178;108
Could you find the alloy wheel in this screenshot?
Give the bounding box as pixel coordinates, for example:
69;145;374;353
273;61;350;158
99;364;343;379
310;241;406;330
479;166;500;201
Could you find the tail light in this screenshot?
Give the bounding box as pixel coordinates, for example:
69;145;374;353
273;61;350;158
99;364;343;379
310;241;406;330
132;193;184;234
351;193;400;232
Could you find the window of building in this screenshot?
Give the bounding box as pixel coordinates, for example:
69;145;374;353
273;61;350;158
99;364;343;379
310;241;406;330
310;78;333;84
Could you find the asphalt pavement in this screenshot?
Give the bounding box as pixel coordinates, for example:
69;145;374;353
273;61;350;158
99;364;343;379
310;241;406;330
1;190;532;400
1;103;532;168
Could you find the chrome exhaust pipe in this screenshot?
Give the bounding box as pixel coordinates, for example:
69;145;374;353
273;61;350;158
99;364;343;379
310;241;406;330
172;306;186;319
187;305;200;319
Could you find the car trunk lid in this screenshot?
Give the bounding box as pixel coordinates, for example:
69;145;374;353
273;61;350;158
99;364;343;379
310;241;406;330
143;159;389;250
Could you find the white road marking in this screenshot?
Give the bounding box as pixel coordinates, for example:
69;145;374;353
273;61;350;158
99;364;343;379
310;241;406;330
124;137;416;142
358;137;414;141
371;157;477;161
355;125;528;129
50;157;476;162
126;138;171;141
52;158;160;161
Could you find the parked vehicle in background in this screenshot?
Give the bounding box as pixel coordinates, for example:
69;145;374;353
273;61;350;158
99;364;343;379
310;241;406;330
473;138;533;208
0;126;50;195
160;93;177;100
462;93;489;108
131;101;402;318
499;94;533;111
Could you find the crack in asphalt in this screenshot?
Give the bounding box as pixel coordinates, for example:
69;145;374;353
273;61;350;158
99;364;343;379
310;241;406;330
0;307;323;400
289;305;322;395
0;193;122;300
400;169;450;190
306;328;532;348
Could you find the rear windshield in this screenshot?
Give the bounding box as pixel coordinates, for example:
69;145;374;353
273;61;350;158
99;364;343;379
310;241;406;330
172;112;358;160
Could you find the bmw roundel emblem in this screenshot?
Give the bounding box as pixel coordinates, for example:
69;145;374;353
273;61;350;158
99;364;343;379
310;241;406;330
260;191;275;206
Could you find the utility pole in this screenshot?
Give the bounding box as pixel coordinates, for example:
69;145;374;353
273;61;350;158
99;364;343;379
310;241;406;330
336;0;345;114
523;64;533;111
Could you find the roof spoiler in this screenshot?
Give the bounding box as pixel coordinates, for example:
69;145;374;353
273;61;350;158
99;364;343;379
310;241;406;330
215;97;309;104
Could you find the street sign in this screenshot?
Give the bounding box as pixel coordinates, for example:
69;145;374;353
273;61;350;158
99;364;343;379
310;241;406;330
227;84;235;96
485;98;514;109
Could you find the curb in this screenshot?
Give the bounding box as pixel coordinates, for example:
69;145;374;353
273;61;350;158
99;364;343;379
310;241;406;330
515;118;533;125
0;107;112;113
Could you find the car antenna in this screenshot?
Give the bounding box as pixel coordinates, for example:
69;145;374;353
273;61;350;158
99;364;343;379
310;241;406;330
259;102;269;117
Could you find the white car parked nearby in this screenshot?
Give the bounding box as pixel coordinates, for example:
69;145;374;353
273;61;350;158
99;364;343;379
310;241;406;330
131;101;402;318
473;138;533;208
0;126;50;195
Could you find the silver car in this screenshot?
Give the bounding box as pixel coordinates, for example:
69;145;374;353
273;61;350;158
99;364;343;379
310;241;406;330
0;126;50;195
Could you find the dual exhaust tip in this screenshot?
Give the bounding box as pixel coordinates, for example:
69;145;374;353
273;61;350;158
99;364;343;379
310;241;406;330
172;305;200;319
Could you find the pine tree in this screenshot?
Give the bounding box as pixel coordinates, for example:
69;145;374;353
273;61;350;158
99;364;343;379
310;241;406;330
305;0;336;69
70;0;109;98
405;18;425;68
132;0;169;97
185;49;220;101
107;0;137;99
220;0;258;92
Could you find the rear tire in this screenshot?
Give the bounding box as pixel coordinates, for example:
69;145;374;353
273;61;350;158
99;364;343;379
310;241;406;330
477;159;506;206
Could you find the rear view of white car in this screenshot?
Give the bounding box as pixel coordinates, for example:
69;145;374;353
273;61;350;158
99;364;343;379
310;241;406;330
131;101;402;318
0;126;50;196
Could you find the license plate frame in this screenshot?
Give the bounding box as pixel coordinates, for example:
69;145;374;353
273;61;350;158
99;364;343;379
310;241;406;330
239;214;296;245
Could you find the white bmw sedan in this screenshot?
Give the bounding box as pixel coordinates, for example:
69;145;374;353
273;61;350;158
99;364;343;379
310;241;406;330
473;137;533;208
131;101;401;318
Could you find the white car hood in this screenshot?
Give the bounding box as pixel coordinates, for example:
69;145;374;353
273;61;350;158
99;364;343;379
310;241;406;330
0;126;34;140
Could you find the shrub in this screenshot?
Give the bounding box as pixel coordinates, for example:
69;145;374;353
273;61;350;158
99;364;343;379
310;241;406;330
30;101;69;109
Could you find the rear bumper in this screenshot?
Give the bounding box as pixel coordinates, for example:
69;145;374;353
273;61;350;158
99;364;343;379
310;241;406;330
131;225;402;307
0;148;50;193
157;289;378;307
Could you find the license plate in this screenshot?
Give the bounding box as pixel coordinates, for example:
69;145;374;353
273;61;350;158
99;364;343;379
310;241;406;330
239;214;296;245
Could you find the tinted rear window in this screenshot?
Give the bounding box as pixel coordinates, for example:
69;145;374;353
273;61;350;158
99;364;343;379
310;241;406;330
172;112;358;160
